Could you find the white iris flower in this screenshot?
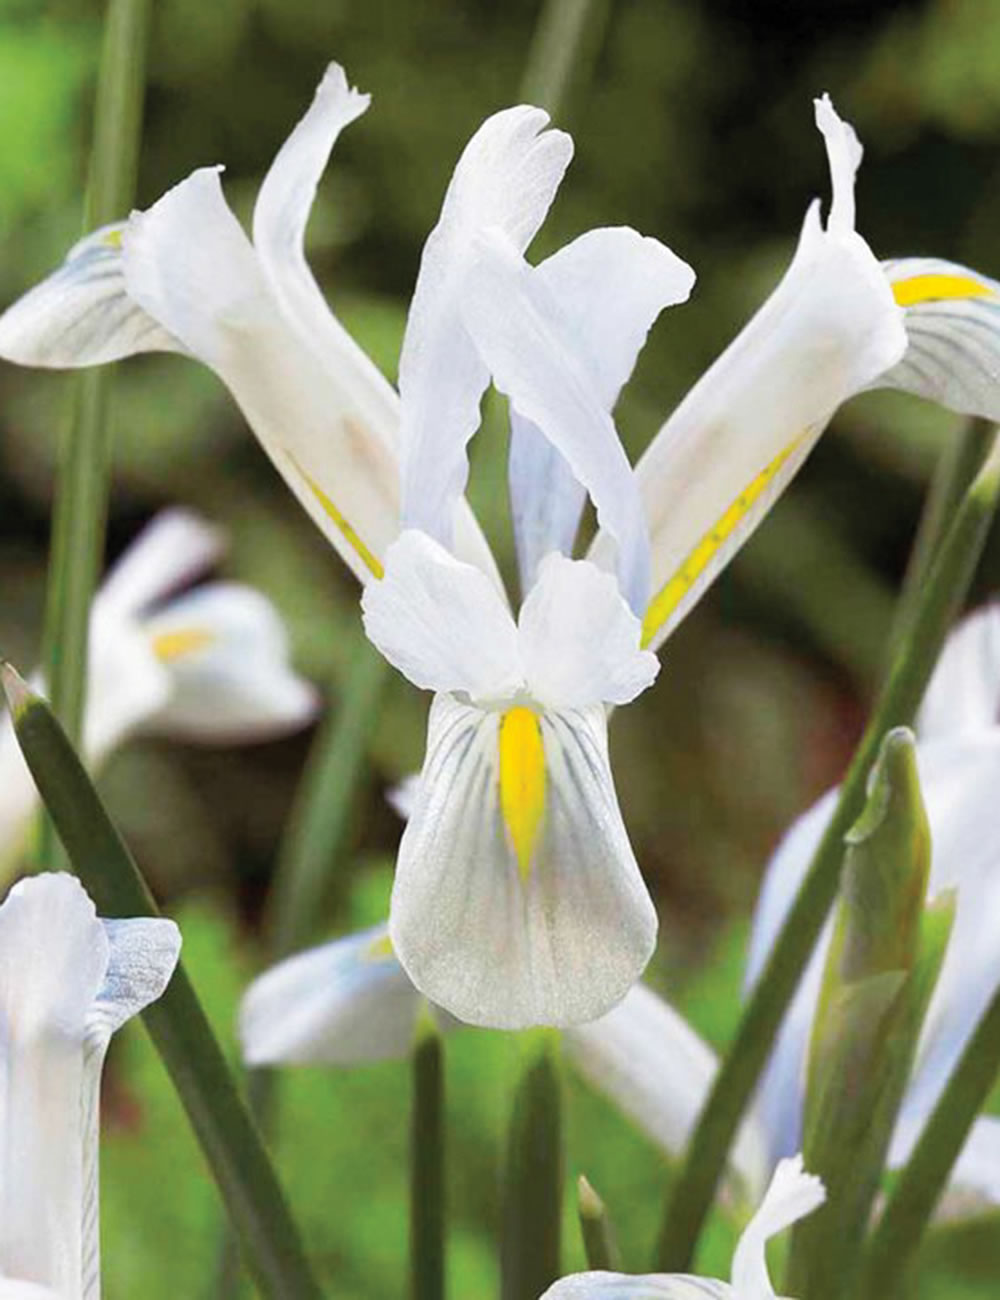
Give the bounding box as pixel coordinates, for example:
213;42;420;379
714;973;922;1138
2;67;1000;1026
0;873;180;1299
0;509;317;872
539;1155;824;1300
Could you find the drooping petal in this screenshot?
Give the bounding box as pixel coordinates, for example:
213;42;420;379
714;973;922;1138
462;229;651;613
137;582;319;743
518;553;658;709
0;876;108;1298
540;1275;731;1299
94;508;225;619
729;1155;825;1300
563;983;769;1200
389;694;657;1029
398;106;573;544
917;603;1000;740
0;224;184;367
362;530;521;702
600;98;906;653
239;925;428;1066
877;258;1000;421
508;228;695;592
80;917;180;1300
121;167;401;584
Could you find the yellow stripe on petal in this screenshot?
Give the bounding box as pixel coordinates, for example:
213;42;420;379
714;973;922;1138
891;274;995;308
152;627;215;662
285;450;385;580
641;440;801;649
499;707;546;881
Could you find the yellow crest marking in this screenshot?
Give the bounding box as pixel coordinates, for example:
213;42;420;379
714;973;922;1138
364;933;395;961
151;627;215;662
892;274;995;308
641;440;801;649
499;707;546;881
285;450;385;580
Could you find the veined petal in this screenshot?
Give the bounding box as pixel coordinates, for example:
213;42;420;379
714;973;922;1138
730;1155;825;1300
398;106;573;544
361;530;521;701
462;229;652;612
508;228;695;593
0;223;184;367
518;554;658;709
94;508;225;619
600;101;906;653
389;695;657;1029
0;876;108;1297
122;167;401;584
877;258;1000;420
239;924;428;1066
564;983;769;1200
137;582;319;743
540;1275;731;1299
917;602;1000;740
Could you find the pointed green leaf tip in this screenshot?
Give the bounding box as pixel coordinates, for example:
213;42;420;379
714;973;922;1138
0;662;35;722
577;1175;621;1272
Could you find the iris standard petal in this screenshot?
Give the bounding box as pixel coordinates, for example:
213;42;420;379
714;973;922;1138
508;227;695;593
462;229;652;613
137;582;319;742
564;983;769;1200
362;530;521;701
0;876;109;1298
600;99;906;653
878;257;1000;421
518;553;658;709
389;695;656;1029
239;925;428;1066
122;166;400;583
917;603;1000;740
398;105;573;545
94;508;225;619
730;1155;825;1300
0;223;184;367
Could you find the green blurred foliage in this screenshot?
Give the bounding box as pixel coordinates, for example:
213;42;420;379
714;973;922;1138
3;0;1000;1294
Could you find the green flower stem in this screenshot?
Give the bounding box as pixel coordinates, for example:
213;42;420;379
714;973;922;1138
888;416;996;661
267;638;389;961
40;0;151;871
1;666;324;1300
501;1031;564;1300
860;983;1000;1300
519;0;611;120
411;1018;446;1300
577;1175;622;1272
654;430;1000;1272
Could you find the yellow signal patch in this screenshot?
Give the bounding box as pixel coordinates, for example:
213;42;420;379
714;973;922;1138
892;274;995;308
499;707;546;881
151;627;215;662
641;440;801;649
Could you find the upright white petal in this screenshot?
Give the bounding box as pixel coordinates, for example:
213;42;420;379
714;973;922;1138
0;224;183;367
83;610;172;765
564;983;769;1200
136;582;319;743
917;603;1000;741
508;228;695;592
122;167;401;584
362;530;521;701
878;257;1000;421
390;695;656;1029
730;1155;825;1300
518;554;658;709
461;229;651;613
239;925;427;1066
600;98;905;652
398;106;573;544
94;509;225;619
